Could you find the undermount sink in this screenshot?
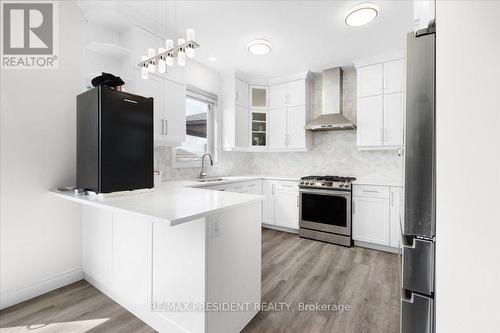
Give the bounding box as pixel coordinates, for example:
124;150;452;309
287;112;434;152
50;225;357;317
195;177;227;183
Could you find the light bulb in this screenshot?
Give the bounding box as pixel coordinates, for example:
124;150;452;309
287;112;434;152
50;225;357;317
178;50;186;66
186;44;195;58
166;39;173;50
147;48;155;72
158;47;166;73
187;29;195;42
141;56;148;79
177;39;186;66
166;52;173;66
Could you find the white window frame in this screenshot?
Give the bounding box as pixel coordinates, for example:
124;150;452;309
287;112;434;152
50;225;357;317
172;86;218;168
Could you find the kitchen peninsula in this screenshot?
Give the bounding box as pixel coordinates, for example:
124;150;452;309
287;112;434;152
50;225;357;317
52;181;263;333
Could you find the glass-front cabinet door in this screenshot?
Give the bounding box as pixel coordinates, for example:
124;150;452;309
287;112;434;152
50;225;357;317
250;85;268;108
251;111;267;147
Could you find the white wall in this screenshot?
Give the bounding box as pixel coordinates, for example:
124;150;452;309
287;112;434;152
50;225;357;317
0;2;85;309
436;1;500;332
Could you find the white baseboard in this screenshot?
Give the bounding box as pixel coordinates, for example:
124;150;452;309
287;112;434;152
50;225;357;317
0;268;83;310
262;223;298;234
354;240;399;254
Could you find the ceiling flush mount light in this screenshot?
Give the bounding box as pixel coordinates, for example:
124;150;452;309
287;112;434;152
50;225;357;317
345;3;379;27
247;39;272;55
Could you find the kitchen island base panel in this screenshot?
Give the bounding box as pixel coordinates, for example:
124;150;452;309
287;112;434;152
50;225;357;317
81;201;261;333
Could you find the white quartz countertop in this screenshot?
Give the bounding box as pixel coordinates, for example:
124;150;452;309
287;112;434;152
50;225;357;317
352;177;403;187
51;180;263;226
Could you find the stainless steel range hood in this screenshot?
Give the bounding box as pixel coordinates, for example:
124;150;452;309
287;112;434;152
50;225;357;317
305;67;356;131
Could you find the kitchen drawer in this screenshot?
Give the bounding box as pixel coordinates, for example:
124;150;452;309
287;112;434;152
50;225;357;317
353;185;389;198
274;181;299;192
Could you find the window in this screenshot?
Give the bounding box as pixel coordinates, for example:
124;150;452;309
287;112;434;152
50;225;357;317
172;87;217;168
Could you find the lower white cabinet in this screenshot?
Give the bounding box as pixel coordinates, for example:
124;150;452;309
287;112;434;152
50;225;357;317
353;195;390;245
352;184;402;249
262;180;299;230
274;187;299;229
204;179;299;231
262;180;275;224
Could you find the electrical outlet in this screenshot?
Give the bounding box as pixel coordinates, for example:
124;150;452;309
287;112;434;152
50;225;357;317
211;218;220;238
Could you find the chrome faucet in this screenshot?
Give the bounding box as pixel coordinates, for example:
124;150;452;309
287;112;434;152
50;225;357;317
200;153;214;179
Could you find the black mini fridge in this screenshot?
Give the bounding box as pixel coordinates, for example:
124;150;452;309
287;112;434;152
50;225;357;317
76;87;153;194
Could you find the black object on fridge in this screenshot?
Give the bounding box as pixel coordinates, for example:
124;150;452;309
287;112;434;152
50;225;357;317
401;29;436;333
76;86;153;194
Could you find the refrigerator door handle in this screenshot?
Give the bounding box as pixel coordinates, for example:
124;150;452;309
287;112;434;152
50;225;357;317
402;237;434;295
401;292;433;333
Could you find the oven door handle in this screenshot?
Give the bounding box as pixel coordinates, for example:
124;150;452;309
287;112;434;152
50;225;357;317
299;188;351;197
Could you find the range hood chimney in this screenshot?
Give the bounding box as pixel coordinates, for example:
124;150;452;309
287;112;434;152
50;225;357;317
305;67;356;131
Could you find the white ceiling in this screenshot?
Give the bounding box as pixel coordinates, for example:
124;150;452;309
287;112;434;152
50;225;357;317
171;0;413;77
79;1;413;78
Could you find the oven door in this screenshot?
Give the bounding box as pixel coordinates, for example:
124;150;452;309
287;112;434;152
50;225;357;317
299;188;351;236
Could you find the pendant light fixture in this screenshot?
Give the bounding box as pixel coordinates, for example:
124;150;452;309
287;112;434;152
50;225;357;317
138;1;200;78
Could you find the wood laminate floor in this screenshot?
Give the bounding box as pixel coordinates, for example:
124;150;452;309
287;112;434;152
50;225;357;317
0;228;399;333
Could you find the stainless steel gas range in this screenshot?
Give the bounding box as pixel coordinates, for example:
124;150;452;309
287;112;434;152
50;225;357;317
298;175;356;247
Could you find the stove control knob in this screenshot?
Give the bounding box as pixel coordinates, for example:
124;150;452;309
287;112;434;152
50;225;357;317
344;183;350;188
339;183;344;187
321;182;325;186
299;181;304;184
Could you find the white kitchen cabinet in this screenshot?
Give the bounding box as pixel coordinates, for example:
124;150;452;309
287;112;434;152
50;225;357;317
288;79;306;106
134;70;164;142
355;56;405;150
389;187;403;248
250;85;269;109
112;211;151;310
268;108;287;150
352;195;390;246
235;105;249;147
262;180;275;225
223;72;310;152
235;78;249;107
383;59;405;94
383;93;404;146
164;79;186;145
135;70;186;146
357;95;383;147
287;105;307;149
269;83;288;109
81;207;113;287
357;64;383;97
274;186;299;229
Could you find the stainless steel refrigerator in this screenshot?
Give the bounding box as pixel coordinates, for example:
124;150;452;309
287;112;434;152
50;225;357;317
401;29;436;333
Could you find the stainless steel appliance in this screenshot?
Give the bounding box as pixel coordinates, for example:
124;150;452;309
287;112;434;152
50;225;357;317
298;176;356;246
401;28;436;333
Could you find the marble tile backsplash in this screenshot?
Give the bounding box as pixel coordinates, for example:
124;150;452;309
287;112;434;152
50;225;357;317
156;67;402;183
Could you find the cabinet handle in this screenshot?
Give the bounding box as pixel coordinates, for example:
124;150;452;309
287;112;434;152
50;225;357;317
296;195;299;207
391;191;394;206
363;189;379;193
353;201;355;214
165;119;168;135
235;91;239;103
161;119;164;135
385;128;388;143
272;184;275;195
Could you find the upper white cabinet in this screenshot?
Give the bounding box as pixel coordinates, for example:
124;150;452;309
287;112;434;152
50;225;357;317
357;64;383;97
269;79;306;108
235;79;249;107
135;70;186;146
250;85;269;109
354;55;405;150
383;59;405;94
356;95;383;147
223;72;311;152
